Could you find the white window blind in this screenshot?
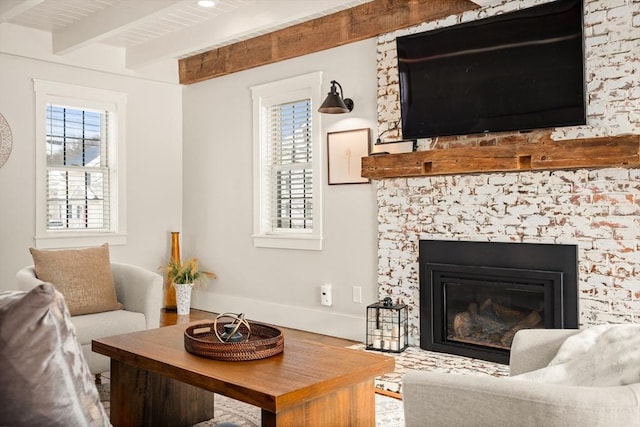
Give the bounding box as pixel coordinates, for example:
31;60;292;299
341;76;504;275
46;105;111;231
265;99;313;231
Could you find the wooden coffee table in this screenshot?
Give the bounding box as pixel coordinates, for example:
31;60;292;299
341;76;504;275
93;322;394;426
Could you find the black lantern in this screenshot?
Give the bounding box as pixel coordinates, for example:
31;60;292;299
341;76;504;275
366;297;408;353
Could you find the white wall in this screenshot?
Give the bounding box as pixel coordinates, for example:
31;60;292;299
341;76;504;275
183;39;379;341
0;26;183;290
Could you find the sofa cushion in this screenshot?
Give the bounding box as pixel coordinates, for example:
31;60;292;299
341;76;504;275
0;283;109;426
513;324;640;386
30;243;123;315
73;309;146;346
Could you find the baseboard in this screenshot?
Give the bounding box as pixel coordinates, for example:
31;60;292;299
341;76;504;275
191;291;366;342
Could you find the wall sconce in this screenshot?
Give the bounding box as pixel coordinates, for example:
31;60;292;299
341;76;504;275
318;80;354;114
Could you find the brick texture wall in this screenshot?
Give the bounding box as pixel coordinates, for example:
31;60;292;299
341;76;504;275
375;0;640;345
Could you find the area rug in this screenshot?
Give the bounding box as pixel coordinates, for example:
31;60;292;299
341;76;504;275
98;383;404;427
96;345;508;426
348;344;509;395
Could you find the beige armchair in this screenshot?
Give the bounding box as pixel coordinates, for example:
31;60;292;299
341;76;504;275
16;262;163;376
403;329;640;427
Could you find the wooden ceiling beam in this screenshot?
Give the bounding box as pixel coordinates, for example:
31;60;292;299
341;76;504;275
178;0;478;85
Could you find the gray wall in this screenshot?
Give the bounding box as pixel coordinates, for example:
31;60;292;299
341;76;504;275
183;39;379;340
0;30;183;289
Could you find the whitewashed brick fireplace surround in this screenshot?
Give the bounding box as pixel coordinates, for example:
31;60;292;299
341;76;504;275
375;0;640;346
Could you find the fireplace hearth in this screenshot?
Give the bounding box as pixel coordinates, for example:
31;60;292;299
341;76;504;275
419;240;578;364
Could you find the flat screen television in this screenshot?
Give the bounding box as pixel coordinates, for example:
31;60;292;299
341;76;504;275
397;0;586;139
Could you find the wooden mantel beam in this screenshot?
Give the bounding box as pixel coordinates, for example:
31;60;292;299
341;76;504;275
178;0;478;85
361;135;640;179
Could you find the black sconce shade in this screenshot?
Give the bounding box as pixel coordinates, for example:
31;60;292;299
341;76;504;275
318;80;354;114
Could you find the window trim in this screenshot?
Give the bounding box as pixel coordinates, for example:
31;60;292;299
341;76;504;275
251;72;323;251
33;80;127;249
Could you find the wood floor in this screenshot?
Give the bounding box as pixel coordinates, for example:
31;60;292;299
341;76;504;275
160;308;359;348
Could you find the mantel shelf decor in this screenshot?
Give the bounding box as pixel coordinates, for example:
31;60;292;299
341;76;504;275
361;135;640;180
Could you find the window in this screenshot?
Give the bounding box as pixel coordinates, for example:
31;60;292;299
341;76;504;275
251;72;323;250
34;80;127;248
46;106;109;231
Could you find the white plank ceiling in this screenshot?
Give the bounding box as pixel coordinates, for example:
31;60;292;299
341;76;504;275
0;0;376;68
0;0;495;70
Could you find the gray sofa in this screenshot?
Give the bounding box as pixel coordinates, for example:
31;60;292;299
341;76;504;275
16;262;163;376
403;328;640;427
0;283;110;426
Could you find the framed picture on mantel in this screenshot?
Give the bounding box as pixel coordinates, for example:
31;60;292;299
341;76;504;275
327;128;371;185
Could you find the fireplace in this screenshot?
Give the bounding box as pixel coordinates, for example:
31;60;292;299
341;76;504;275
419;240;579;364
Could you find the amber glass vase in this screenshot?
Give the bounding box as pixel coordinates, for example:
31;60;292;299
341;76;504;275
163;231;180;310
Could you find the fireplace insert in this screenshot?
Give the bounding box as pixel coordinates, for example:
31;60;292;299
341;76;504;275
419;240;578;364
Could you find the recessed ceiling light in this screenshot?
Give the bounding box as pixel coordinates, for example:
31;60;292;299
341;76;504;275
197;0;215;7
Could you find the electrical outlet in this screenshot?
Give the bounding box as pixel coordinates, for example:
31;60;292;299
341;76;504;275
321;283;332;306
352;286;362;303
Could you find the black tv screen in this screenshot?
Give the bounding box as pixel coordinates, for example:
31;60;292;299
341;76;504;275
397;0;586;139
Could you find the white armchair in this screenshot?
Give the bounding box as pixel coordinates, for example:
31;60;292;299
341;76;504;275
403;328;640;427
16;262;163;376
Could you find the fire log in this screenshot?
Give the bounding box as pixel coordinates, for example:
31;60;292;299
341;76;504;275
468;302;505;334
500;310;543;347
491;300;529;321
453;311;472;338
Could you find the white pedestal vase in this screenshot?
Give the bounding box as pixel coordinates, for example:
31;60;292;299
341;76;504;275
174;283;193;315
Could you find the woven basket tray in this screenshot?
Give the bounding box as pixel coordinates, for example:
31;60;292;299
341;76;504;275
184;321;284;361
